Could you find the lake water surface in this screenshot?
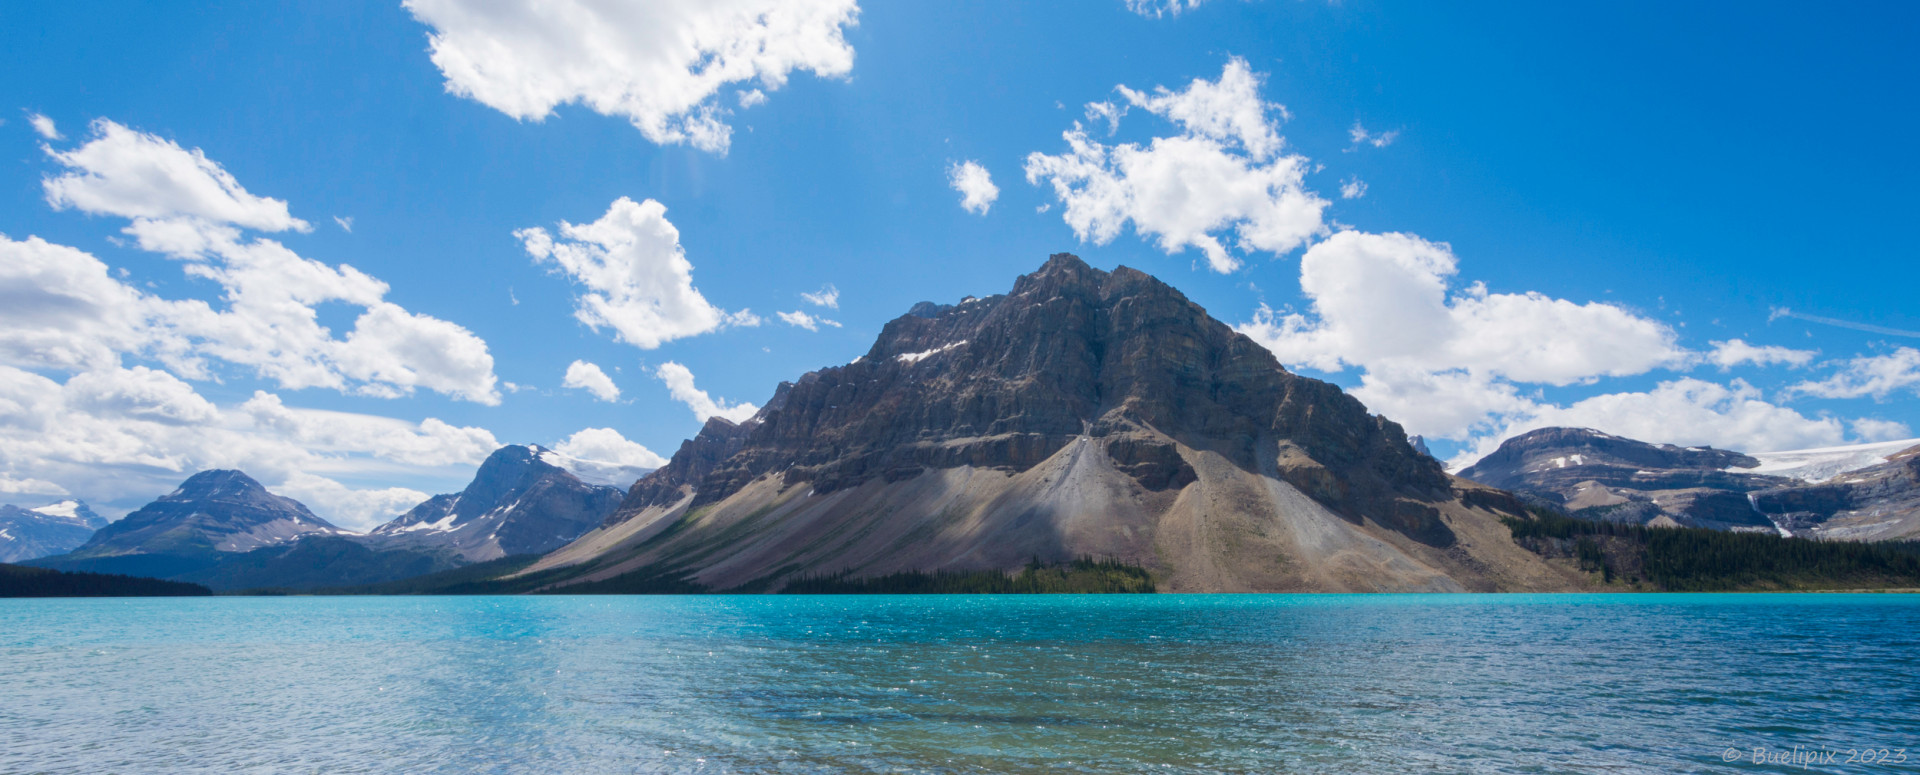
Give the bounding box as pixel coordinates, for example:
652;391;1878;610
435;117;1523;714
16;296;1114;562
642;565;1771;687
3;594;1917;773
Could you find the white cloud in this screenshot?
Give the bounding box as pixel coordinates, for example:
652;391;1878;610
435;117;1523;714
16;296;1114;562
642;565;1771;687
737;89;769;108
777;310;841;331
64;366;218;426
1851;417;1913;442
274;472;429;532
28;121;501;404
28;112;61;140
0;368;496;526
1238;231;1686;388
517;197;757;349
1025;57;1328;273
333;215;353;233
562;359;621;402
1339;177;1367;200
1226;229;1870;464
654;361;758;423
1084;101;1124;135
403;0;859;154
0;234;183;373
1450;378;1852;469
1348;122;1399;150
1124;0;1206;18
114;223;501;404
333;302;501;403
1788;347;1920;400
236;391;499;467
0;474;68;496
947;160;999;215
44;119;308;232
553;427;668;469
1116;59;1286;160
1706;338;1817;370
800;284;839;309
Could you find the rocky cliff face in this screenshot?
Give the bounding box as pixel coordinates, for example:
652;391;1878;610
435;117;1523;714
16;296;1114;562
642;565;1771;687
530;254;1579;593
0;501;106;563
371;445;623;561
65;471;342;558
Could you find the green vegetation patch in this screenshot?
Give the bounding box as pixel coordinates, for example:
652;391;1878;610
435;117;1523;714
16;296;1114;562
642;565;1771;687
1504;510;1920;591
0;562;212;597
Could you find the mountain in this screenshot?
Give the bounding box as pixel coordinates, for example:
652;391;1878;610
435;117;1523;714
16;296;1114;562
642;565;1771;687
1456;427;1792;531
1750;443;1920;541
1457;428;1920;539
522;254;1578;593
37;470;346;577
368;445;625;562
0;500;106;562
24;470;411;587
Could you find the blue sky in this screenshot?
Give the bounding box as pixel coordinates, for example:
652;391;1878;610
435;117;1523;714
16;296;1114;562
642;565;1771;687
2;0;1916;528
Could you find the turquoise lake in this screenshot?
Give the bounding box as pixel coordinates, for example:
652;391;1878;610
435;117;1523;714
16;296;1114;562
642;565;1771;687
3;594;1917;773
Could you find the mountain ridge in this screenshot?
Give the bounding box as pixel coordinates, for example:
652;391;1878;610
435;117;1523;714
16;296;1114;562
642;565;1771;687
525;254;1578;593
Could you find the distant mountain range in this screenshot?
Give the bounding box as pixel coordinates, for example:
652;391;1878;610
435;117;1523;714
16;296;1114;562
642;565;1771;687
1457;428;1920;540
22;256;1919;594
0;500;106;563
27;445;627;590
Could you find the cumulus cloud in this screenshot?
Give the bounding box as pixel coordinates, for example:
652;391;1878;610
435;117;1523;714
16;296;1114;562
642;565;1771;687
0;368;496;527
274;473;429;532
800;284;839;308
777;310;841;331
403;0;859;154
1228;229;1875;463
654;361;758;423
1348;122;1399;150
26;121;501;404
1788;347;1920;400
947;160;999;215
63;366;219;426
1449;378;1853;469
333;215;353;233
553;427;668;469
28;112;61;140
1340;177;1367;200
1851;417;1914;442
1025;57;1327;273
1238;231;1687;390
0;234;184;373
562;359;621;402
44;119;308;232
517;197;758;349
1706;339;1817;370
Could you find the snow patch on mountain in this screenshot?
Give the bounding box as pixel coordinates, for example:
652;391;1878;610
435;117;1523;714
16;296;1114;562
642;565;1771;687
1739;438;1920;482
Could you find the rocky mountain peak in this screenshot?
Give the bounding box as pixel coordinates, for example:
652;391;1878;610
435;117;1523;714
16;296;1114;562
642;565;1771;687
168;469;275;503
369;444;624;561
610;253;1451;543
69;470;337;558
456;445;553;508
